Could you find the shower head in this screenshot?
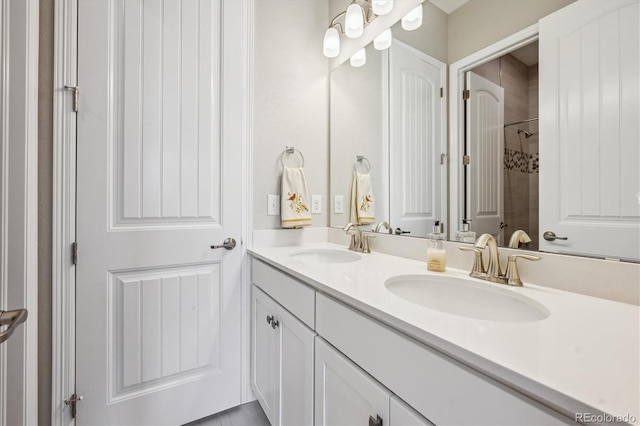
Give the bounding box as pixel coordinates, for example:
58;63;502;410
517;128;533;138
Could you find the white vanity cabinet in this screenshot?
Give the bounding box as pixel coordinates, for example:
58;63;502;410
250;285;315;426
316;293;573;426
315;337;433;426
251;257;574;425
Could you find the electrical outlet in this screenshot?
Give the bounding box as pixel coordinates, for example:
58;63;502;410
334;195;344;214
311;195;322;214
267;195;280;215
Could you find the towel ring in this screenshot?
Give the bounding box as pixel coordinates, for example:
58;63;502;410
280;146;305;168
353;155;371;174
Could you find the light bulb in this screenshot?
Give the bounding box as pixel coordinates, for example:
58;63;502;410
373;28;392;50
323;27;340;58
345;3;364;38
401;4;423;31
372;0;394;15
350;48;366;67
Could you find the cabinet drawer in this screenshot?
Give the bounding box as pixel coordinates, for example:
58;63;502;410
316;293;572;426
252;259;315;329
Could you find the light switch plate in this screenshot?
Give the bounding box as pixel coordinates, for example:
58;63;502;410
267;195;280;216
334;195;344;214
311;195;322;214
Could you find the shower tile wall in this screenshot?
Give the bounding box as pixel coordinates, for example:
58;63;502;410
472;54;539;250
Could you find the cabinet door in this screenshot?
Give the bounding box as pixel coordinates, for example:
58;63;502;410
390;396;433;426
275;302;315;426
315;338;390;426
251;286;278;425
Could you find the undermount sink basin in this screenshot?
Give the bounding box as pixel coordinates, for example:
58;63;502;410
385;275;550;322
290;249;361;264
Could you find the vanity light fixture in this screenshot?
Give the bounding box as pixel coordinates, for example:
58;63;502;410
401;4;423;31
323;0;424;65
372;0;394;16
345;3;365;38
373;28;392;50
323;27;340;58
350;48;367;67
323;0;380;59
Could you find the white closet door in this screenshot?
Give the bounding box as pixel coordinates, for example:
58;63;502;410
466;72;505;244
75;1;245;424
390;41;445;238
539;0;640;260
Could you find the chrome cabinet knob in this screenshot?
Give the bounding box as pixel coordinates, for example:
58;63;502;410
543;231;568;241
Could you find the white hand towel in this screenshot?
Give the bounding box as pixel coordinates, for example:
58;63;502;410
350;172;375;225
281;166;312;228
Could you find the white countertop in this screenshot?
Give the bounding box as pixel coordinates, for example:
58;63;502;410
249;242;640;424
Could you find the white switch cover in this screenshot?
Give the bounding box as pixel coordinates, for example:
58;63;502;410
267;195;280;216
334;195;344;214
311;195;322;214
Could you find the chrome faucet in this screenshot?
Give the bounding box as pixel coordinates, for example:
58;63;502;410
343;223;375;253
508;230;532;248
374;221;392;234
460;233;541;286
473;233;505;283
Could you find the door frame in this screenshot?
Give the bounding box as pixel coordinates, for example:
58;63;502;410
51;0;254;423
0;0;40;424
448;24;538;240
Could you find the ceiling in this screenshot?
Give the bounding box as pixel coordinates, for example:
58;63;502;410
428;0;469;14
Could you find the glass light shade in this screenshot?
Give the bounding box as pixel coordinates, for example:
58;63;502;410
373;28;392;50
372;0;394;15
350;48;367;67
345;3;364;38
323;27;340;58
401;4;423;31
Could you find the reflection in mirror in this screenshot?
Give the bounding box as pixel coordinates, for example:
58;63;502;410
329;40;446;238
464;42;539;250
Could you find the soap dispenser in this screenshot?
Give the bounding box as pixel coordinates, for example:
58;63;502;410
426;221;446;272
455;220;476;243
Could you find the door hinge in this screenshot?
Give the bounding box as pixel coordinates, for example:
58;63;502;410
440;153;447;165
64;393;83;419
440;87;444;98
463;155;470;165
463;89;470;100
72;242;78;265
64;85;79;112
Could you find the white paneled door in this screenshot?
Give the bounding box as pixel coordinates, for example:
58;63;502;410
539;0;640;260
466;72;505;244
389;42;445;238
76;1;244;424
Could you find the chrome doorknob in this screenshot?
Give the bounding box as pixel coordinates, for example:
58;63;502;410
210;238;237;250
543;231;568;241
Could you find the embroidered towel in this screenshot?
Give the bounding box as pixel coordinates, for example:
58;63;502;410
350;172;375;225
281;166;312;228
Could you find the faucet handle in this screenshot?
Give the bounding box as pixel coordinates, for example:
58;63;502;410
459;246;486;278
504;254;541;287
361;231;376;253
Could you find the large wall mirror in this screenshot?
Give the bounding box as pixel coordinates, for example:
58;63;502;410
329;0;640;261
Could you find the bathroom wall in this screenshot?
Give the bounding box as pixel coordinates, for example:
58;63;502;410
448;0;574;64
253;0;329;230
392;1;448;64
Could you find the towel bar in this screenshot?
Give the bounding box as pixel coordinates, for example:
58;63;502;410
280;146;305;168
353;155;371;174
